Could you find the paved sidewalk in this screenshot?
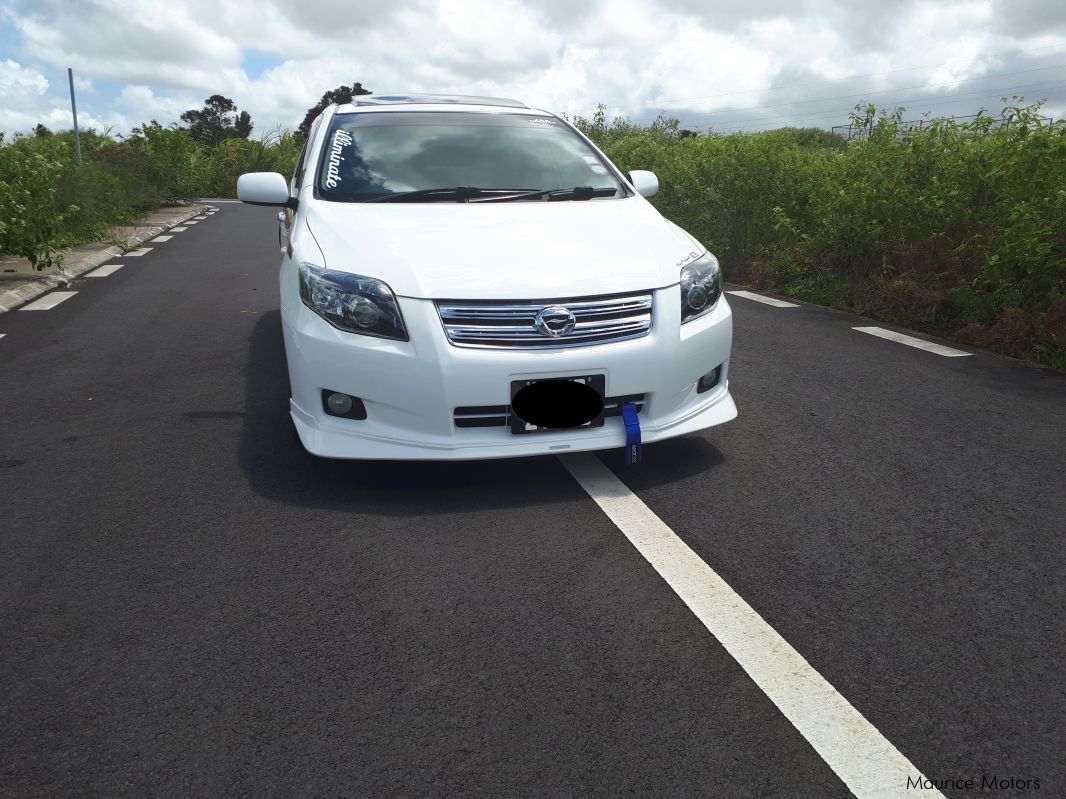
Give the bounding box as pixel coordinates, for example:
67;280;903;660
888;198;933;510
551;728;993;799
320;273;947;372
0;204;208;313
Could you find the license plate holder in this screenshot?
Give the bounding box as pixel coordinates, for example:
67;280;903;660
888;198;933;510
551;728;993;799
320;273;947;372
509;374;606;434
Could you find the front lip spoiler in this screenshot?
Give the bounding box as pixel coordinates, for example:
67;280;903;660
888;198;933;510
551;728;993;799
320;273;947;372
288;383;735;460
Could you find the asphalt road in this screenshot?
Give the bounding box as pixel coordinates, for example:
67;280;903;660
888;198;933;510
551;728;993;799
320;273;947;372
1;202;1063;798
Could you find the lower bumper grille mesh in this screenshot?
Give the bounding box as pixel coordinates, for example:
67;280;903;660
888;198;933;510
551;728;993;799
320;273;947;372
454;394;645;428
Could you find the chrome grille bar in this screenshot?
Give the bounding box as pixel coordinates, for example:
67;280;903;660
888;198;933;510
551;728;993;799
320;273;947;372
437;292;653;349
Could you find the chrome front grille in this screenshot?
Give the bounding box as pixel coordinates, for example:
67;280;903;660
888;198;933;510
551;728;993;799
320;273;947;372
436;293;653;349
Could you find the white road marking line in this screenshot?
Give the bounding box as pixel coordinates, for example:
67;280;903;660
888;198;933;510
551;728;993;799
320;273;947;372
20;291;78;311
853;326;971;357
185;221;199;225
560;452;945;799
170;226;188;232
152;235;173;242
726;290;799;308
193;215;208;220
123;247;153;257
0;333;5;340
87;263;124;277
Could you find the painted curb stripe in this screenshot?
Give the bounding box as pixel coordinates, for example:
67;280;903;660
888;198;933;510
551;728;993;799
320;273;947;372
726;290;799;308
853;327;971;357
87;263;124;277
153;235;173;242
21;291;78;311
560;452;946;799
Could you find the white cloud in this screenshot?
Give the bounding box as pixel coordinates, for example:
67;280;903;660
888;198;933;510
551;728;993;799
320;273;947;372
0;59;52;133
1;0;1064;137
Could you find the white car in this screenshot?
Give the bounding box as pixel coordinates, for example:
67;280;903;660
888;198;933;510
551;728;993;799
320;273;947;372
237;94;736;461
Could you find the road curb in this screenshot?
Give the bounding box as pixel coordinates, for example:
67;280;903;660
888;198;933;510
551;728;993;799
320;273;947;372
0;204;208;314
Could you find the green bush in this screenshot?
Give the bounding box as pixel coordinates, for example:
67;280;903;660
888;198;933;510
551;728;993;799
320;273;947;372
0;135;80;268
582;101;1065;368
0;123;301;268
201;128;302;197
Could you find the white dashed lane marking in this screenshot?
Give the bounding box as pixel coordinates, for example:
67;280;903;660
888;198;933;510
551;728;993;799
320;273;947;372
193;215;208;220
853;326;971;357
152;235;173;242
726;290;799;308
124;247;153;257
560;452;946;799
185;221;199;225
171;226;188;232
20;291;78;311
87;263;124;277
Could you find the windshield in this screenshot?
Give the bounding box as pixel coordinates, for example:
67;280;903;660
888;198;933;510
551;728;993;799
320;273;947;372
315;111;625;202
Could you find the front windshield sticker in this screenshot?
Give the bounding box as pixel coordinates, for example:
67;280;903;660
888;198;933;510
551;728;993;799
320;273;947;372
325;129;354;188
583;154;608;174
528;118;557;127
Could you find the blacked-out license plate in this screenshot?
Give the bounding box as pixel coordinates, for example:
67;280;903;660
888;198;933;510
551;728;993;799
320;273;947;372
509;374;606;434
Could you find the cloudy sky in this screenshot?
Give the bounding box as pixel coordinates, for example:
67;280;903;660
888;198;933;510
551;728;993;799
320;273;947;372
1;0;1064;138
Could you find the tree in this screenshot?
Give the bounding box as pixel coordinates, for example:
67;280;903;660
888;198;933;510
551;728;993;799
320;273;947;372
180;95;254;145
298;82;372;138
33;123;54;138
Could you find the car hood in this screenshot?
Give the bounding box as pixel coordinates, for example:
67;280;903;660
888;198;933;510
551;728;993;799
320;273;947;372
304;197;701;300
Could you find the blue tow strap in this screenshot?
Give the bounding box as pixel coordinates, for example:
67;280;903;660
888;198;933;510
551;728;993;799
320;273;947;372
620;403;642;465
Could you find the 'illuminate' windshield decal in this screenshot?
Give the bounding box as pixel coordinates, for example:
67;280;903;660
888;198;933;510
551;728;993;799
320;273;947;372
325;129;354;188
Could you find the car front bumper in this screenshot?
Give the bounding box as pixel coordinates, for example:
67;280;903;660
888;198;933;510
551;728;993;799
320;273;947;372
280;287;736;460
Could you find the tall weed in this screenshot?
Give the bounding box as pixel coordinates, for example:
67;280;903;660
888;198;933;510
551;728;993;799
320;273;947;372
585;101;1065;368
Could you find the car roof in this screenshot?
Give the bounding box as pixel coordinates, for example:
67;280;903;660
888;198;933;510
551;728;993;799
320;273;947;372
332;94;553;117
350;93;528;108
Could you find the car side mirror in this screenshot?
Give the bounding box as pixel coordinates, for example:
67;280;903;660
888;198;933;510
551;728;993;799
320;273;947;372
627;170;659;198
238;172;295;208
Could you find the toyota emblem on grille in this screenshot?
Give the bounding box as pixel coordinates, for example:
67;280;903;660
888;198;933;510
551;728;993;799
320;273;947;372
534;306;577;337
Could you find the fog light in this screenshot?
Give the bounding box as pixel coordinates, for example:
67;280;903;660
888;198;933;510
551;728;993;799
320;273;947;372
326;392;354;415
321;389;368;419
697;366;721;394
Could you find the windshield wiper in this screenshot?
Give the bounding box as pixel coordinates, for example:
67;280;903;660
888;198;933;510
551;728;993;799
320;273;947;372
475;186;621;203
365;187;519;203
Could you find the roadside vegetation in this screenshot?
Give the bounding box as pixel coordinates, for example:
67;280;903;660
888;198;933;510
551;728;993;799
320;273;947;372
0;95;301;270
576;100;1065;369
2;88;1062;368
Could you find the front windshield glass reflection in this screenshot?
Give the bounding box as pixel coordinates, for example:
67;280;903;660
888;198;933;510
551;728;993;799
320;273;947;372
316;112;622;200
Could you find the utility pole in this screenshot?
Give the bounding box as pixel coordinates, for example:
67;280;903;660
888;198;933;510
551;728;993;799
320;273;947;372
68;67;82;167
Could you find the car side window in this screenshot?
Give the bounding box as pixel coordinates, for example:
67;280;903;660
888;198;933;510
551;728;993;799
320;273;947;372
292;116;323;196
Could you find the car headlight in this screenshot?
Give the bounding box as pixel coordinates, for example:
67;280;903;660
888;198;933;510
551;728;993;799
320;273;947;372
680;253;722;323
299;262;408;340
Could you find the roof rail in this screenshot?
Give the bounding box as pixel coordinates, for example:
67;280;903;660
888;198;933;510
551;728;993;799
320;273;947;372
351;94;528;109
